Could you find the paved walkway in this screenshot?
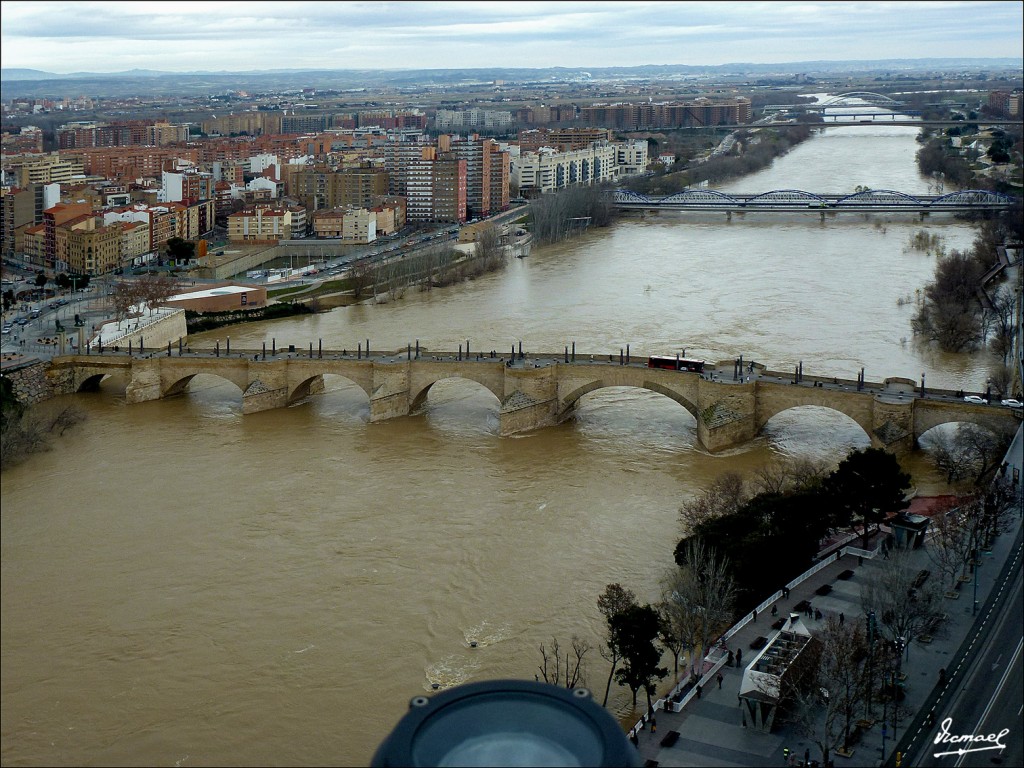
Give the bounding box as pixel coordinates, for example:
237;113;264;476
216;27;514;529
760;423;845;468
634;438;1023;767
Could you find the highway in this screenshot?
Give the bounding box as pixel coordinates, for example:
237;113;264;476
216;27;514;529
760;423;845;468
900;536;1024;767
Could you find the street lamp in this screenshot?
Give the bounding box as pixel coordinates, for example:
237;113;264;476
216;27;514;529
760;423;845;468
972;555;980;615
865;611;876;716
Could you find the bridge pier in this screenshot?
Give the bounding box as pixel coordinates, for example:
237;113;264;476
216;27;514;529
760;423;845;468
696;377;757;453
499;364;559;436
370;363;412;422
125;358;165;404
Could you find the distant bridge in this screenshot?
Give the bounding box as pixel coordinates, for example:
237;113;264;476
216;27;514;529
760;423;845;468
19;348;1020;455
612;188;1019;214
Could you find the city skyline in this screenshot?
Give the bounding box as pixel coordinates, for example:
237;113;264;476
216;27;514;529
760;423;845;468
2;0;1022;76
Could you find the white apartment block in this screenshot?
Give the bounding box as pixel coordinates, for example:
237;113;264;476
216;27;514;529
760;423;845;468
512;144;619;194
616;140;650;176
435;109;513;130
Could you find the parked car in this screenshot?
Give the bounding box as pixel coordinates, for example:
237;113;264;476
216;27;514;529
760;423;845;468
963;395;987;404
1001;399;1023;408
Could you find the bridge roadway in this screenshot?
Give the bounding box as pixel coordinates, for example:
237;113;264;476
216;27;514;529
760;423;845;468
671;120;1024;130
613;189;1018;215
42;347;1021;455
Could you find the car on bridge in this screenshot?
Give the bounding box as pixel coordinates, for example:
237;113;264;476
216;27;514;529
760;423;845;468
964;395;988;404
1001;398;1023;408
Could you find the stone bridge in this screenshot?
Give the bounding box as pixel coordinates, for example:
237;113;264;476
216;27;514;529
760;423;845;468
43;352;1022;455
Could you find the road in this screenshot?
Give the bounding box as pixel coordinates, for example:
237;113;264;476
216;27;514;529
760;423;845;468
903;540;1024;768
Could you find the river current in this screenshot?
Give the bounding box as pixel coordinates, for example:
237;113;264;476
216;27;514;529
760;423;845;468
0;121;996;765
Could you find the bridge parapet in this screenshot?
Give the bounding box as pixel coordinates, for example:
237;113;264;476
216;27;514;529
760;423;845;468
39;352;1022;454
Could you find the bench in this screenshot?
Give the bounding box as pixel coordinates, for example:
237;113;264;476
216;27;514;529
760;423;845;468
660;731;680;748
750;636;768;650
838;569;855;580
772;618;786;630
794;599;811;613
816;584;833;596
913;569;931;588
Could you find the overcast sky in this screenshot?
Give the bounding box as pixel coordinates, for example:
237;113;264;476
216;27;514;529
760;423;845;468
2;1;1021;74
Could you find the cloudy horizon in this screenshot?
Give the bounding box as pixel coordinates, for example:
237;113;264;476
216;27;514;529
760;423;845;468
2;1;1022;75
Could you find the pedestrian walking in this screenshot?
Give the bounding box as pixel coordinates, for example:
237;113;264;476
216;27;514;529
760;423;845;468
839;612;845;625
717;672;723;689
752;609;757;623
650;717;657;734
804;748;810;766
771;604;778;617
736;648;742;666
728;650;735;666
696;684;702;699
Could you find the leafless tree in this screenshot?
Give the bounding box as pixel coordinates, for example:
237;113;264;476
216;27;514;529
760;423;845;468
929;424;1010;487
597;582;637;707
926;497;976;591
752;457;831;496
675;538;737;657
657;567;702;680
983;284;1016;364
537;636;591;689
109;280;142;324
778;618;870;765
861;549;943;650
348;261;373;299
136;274;181;315
679;471;747;532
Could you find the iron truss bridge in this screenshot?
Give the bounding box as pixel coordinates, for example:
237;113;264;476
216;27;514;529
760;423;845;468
611;189;1020;214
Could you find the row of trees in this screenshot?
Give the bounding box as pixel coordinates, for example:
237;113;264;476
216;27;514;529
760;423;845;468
528;185;617;245
0;378;85;471
349;232;508;302
674;448;912;608
108;274;183;323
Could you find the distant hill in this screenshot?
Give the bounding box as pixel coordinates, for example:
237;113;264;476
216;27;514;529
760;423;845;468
1;59;1020;99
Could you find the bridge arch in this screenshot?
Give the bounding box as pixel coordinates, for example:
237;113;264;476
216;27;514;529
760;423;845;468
288;372;371;404
820;92;900;106
558;380;699;421
914;406;1019;446
163;370;246;398
409;373;503;413
755;396;873;441
660;189;741;205
612;189;653;204
931;189;1018;206
745;189;830;205
834;188;924;205
760;405;873;456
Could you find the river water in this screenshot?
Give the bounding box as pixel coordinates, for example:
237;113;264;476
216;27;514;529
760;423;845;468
1;121;996;766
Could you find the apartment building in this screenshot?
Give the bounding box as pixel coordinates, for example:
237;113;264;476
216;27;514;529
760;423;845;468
227;207;293;243
291;165;390;211
579;98;752;129
512;144;619;194
311;207;377;243
6;153;84;186
65;147;201;180
116;220;152;263
65;222;122;275
517;127;613;153
616;140;650;176
43;201;92;270
435;109;513;130
513;105;576;125
1;186;37;257
385;142;437;197
987;90;1022;117
405;155;466;223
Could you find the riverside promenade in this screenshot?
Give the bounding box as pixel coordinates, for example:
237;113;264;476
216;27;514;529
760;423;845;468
632;427;1023;768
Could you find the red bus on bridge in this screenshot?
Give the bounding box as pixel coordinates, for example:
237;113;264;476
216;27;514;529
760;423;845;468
648;355;705;373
